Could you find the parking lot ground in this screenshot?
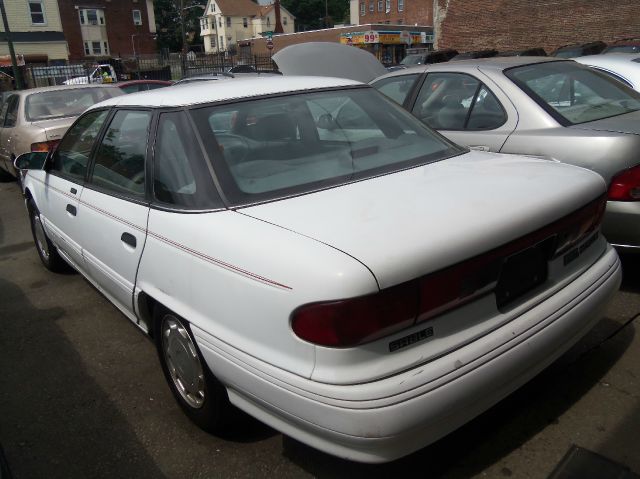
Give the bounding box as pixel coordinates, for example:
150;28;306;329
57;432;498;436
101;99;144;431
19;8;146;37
0;179;638;479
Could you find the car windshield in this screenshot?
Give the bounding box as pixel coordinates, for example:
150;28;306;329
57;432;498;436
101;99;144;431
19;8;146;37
400;55;425;65
191;87;462;206
506;61;640;125
25;87;118;121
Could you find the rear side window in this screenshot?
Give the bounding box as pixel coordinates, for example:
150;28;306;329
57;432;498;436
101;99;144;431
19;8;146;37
152;111;222;209
51;109;109;181
412;72;506;130
372;74;419;105
91;110;151;197
3;95;19;127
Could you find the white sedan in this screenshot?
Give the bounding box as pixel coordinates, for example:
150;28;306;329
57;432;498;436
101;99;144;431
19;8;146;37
575;53;640;91
15;76;621;463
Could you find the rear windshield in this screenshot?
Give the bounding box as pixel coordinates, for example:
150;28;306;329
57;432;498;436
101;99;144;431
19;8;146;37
506;61;640;125
25;87;120;121
400;55;425;65
190;87;462;206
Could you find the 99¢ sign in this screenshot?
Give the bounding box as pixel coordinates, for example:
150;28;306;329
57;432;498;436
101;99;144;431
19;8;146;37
364;31;379;43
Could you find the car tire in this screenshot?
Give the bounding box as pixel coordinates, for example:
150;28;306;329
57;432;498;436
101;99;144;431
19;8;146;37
27;199;72;273
154;305;231;433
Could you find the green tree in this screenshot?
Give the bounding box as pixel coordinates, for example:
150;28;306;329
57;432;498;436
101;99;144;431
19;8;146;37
154;0;207;53
281;0;350;31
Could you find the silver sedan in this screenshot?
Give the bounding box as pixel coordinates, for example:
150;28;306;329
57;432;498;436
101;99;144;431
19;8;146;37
0;84;122;180
371;57;640;252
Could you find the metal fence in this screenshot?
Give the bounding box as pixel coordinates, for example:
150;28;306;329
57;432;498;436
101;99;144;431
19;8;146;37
24;53;278;88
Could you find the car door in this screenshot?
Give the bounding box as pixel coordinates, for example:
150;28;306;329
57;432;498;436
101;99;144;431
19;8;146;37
0;94;20;171
38;109;111;270
76;108;152;316
409;72;517;152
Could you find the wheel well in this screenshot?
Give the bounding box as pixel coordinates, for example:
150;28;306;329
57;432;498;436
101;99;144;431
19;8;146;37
137;291;159;338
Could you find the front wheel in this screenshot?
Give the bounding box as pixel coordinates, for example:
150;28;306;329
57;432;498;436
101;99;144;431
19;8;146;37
154;306;231;433
27;199;71;273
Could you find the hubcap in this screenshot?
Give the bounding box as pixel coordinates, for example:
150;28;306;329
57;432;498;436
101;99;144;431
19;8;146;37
161;315;205;409
33;213;50;260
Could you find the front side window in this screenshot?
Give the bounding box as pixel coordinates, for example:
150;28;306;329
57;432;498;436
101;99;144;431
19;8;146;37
153;112;221;209
372;73;419;105
506;61;640;125
132;9;142;25
28;1;46;24
51;110;109;181
91;110;151;197
191;87;462;206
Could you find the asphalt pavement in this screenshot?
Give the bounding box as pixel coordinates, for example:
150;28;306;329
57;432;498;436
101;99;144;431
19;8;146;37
0;179;638;479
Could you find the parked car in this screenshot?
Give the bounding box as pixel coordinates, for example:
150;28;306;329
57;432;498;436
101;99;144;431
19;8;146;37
117;79;173;94
400;49;459;66
574;53;640;91
0;84;123;180
602;38;640;54
551;41;607;58
370;57;640;251
63;64;118;84
15;76;620;463
450;49;498;61
498;47;547;57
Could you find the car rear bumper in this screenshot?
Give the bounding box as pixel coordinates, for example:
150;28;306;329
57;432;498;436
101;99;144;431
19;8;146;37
603;200;640;251
193;246;621;463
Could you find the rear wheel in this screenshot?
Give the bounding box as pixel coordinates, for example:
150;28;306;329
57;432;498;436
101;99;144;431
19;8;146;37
154;305;231;432
27;199;71;273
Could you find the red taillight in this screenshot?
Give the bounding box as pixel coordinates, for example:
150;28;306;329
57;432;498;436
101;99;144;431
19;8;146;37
31;140;60;152
291;282;418;347
292;195;606;348
608;165;640;201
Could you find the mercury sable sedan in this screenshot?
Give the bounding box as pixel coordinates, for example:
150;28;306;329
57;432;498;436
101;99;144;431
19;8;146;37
371;57;640;252
15;77;621;463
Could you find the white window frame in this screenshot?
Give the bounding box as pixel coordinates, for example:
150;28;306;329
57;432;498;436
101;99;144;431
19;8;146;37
377;0;383;12
210;36;216;48
283;16;287;25
28;0;46;25
398;0;404;12
132;9;142;26
92;41;102;55
84;41;91;55
360;2;365;16
386;0;391;12
226;16;231;27
369;0;374;13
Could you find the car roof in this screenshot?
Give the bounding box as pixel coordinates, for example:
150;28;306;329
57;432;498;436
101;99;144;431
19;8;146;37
8;83;121;97
373;56;569;80
89;75;363;109
117;79;173;86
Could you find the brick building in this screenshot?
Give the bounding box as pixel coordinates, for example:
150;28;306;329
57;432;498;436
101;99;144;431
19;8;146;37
58;0;157;61
356;0;433;27
434;0;640;53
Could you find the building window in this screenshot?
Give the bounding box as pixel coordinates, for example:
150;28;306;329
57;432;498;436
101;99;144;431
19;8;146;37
210;3;214;12
79;9;105;26
218;17;222;27
210;37;216;48
243;17;248;28
79;10;84;24
283;16;287;25
28;1;46;25
92;41;102;54
360;2;365;15
377;0;383;12
386;0;391;12
103;42;109;55
87;9;98;25
267;16;270;26
398;0;404;11
226;16;231;27
369;0;374;13
84;42;90;55
132;10;142;25
219;35;223;48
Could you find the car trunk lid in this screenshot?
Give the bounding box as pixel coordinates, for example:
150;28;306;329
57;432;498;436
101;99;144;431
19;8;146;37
30;117;74;142
569;109;640;135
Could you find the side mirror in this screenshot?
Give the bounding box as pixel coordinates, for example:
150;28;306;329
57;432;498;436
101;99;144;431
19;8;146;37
14;151;48;171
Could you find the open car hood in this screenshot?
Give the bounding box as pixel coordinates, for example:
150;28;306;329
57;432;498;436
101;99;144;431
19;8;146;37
273;42;387;83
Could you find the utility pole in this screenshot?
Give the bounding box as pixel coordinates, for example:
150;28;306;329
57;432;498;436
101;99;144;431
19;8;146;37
179;0;186;54
0;0;24;89
274;0;284;34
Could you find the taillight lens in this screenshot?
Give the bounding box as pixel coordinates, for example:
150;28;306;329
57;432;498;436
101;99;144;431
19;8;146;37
608;165;640;201
291;282;418;347
31;140;60;152
292;195;606;348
